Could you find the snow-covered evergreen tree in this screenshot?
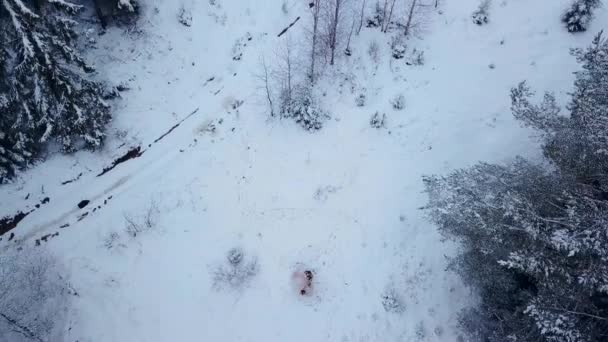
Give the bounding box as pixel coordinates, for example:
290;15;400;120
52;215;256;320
425;32;608;341
512;32;608;182
562;0;602;33
0;0;112;183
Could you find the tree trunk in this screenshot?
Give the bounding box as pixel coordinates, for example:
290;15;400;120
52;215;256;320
404;0;417;37
330;0;341;66
345;14;356;53
357;0;366;35
383;0;396;33
381;0;388;32
93;0;108;29
309;0;321;83
0;312;44;342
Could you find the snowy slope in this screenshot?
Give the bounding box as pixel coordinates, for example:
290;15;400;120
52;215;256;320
1;0;607;341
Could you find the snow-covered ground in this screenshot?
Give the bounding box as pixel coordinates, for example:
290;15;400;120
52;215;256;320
1;0;606;341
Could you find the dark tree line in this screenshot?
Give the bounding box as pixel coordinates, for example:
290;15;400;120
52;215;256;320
425;32;608;341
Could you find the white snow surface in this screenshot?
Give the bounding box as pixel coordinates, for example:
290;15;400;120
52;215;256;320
1;0;607;341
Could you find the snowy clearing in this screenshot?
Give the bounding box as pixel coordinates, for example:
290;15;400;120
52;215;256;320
1;0;606;341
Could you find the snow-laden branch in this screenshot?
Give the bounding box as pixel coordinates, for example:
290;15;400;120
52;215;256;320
11;0;39;18
47;0;82;12
2;0;35;61
118;0;135;12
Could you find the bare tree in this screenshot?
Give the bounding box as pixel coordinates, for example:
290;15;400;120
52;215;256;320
404;0;418;37
357;0;367;35
255;56;275;117
324;0;351;66
381;0;389;31
345;10;358;54
309;0;322;83
403;0;433;38
274;37;298;116
256;36;302;119
382;0;397;32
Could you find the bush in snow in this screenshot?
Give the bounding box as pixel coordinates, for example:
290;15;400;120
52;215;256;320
406;49;425;66
281;86;329;131
471;0;490;26
178;5;193;27
381;287;406;314
365;1;384;28
391;43;407;60
424;32;608;342
124;201;160;238
370;112;387;129
0;247;70;342
391;94;406;110
368;40;381;64
355;93;366;107
390;36;406;60
103;231;123;250
562;0;602;33
212;247;259;291
0;0;113;183
415;321;427;341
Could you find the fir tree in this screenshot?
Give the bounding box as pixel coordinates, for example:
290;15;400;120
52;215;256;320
0;0;112;183
425;32;608;341
562;0;602;33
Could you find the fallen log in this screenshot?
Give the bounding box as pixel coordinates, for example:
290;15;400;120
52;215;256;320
278;16;301;37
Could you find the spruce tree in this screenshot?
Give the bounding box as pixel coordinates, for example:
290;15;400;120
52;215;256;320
0;0;111;183
425;32;608;341
562;0;602;33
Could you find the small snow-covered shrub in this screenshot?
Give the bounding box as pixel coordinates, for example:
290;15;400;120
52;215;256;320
415;321;427;341
103;231;122;250
227;247;244;265
0;247;70;342
381;287;406;313
124;201;160;238
282;87;329;131
472;0;490;26
392;44;406;60
391;37;406;60
370;112;387;129
391;94;406;110
292;99;328;131
406;49;425;66
355;93;366;107
562;0;602;33
178;5;193;27
212;248;259;290
366;2;384;28
368;40;381;64
281;0;289;14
